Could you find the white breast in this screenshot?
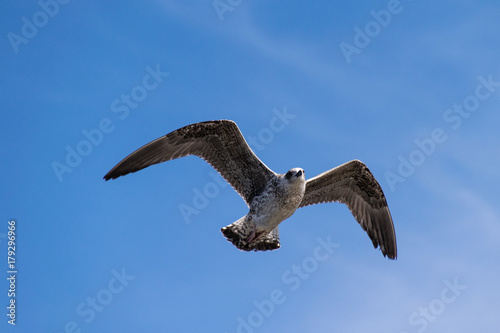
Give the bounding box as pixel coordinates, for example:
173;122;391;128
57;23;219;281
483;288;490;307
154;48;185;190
249;175;306;230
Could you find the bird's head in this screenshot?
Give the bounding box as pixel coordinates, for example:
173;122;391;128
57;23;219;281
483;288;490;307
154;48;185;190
282;168;306;196
284;168;305;182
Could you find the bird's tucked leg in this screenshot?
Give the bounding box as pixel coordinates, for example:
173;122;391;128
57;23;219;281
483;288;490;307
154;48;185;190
221;218;280;252
248;226;280;251
221;216;254;250
246;226;257;244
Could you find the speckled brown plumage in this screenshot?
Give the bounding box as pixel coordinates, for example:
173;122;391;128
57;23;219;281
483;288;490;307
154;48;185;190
104;120;397;259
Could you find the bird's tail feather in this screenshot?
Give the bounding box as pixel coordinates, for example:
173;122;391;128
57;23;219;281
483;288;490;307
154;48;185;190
221;218;280;252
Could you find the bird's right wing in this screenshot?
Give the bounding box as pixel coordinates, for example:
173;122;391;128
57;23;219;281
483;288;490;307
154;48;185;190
299;160;397;259
104;120;276;205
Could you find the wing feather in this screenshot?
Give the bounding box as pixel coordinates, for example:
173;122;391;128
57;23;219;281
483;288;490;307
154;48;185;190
103;120;276;204
299;160;397;259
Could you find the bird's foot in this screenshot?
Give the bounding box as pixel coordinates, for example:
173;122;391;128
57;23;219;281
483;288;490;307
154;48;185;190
245;226;257;244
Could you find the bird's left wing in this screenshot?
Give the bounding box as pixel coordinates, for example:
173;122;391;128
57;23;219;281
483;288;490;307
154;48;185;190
103;120;276;205
299;160;397;259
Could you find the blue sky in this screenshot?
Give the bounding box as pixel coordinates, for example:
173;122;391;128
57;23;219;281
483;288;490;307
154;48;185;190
1;0;499;332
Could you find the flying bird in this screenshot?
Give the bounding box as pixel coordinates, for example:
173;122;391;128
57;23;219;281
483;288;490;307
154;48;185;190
104;120;397;259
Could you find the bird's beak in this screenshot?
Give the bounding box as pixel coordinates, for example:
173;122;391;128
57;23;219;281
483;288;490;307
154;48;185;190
296;170;303;177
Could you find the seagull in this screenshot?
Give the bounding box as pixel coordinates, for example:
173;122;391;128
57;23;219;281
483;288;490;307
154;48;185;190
104;120;397;259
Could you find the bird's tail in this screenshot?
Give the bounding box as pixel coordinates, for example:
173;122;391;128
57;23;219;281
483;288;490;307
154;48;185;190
221;218;280;252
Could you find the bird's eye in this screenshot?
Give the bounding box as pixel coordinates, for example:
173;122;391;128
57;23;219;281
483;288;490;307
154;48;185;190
285;171;293;179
